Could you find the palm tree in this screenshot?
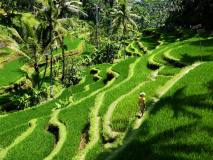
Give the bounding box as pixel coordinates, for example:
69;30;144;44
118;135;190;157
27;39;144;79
36;0;74;97
112;0;140;59
0;20;56;90
104;0;118;44
56;0;87;81
36;0;87;95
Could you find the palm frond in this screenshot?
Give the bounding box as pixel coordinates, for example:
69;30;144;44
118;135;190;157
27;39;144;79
112;15;121;26
28;37;42;52
8;28;25;44
0;50;10;57
9;46;33;63
22;21;36;39
127;17;138;30
67;1;83;6
57;18;76;27
67;6;88;16
129;13;140;19
41;34;63;59
0;37;17;47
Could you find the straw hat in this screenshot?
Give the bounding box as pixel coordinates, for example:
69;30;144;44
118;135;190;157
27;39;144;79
140;92;145;96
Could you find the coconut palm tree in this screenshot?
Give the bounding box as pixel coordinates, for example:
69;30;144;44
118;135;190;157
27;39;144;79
104;0;118;44
0;20;57;90
112;0;140;59
36;0;75;97
56;0;87;81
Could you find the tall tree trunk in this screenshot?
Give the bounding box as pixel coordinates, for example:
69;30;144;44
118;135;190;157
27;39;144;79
123;29;126;59
85;24;88;55
110;14;112;44
34;51;40;90
123;15;126;59
96;4;98;49
50;49;53;97
141;18;144;34
34;0;36;15
50;19;53;98
61;36;65;81
39;55;48;89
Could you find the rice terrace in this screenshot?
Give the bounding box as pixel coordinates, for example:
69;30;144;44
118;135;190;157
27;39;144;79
0;0;213;159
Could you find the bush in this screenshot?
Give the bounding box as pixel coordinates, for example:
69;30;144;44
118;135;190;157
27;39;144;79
63;56;83;87
90;43;120;64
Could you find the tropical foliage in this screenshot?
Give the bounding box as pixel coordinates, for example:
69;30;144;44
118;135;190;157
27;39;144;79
1;0;213;160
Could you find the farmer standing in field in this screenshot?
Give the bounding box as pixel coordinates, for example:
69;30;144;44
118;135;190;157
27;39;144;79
138;92;146;117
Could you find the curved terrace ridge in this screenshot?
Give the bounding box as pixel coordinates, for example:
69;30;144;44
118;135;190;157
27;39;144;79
0;119;37;159
105;62;201;160
44;66;120;159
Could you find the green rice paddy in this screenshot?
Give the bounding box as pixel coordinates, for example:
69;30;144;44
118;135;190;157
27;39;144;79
1;29;213;160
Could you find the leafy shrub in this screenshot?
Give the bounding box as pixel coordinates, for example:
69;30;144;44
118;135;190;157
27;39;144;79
10;93;31;110
63;56;83;87
90;43;120;64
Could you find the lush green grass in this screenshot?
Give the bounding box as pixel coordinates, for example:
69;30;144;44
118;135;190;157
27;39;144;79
21;13;39;26
81;43;94;56
52;37;83;56
84;55;154;159
131;41;142;56
98;57;138;116
0;88;71;159
169;37;213;64
112;62;213;160
140;36;157;51
55;62;128;159
55;58;137;159
0;123;28;148
126;42;135;56
72;63;112;102
4;117;54;160
111;75;171;131
158;66;181;76
1;29;213;160
0;58;26;86
0;62;113;159
70;66;96;95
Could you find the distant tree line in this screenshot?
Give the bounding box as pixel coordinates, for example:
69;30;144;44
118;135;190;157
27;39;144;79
0;0;36;14
166;0;213;29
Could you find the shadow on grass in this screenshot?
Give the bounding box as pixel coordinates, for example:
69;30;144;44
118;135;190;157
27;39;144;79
140;37;158;50
0;88;33;112
150;86;213;119
94;119;213;160
178;53;213;64
31;73;54;89
93;80;213;159
189;38;213;47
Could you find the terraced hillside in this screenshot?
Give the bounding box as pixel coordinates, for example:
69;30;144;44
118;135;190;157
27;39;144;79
0;37;86;111
0;30;213;160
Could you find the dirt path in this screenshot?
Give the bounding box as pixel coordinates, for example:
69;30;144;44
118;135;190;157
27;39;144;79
106;62;201;160
103;76;154;140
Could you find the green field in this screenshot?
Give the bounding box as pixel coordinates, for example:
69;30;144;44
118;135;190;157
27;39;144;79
1;28;213;160
111;62;213;160
52;37;83;56
0;58;25;87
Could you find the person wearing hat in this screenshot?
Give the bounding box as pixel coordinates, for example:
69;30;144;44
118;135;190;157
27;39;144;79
138;92;146;117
